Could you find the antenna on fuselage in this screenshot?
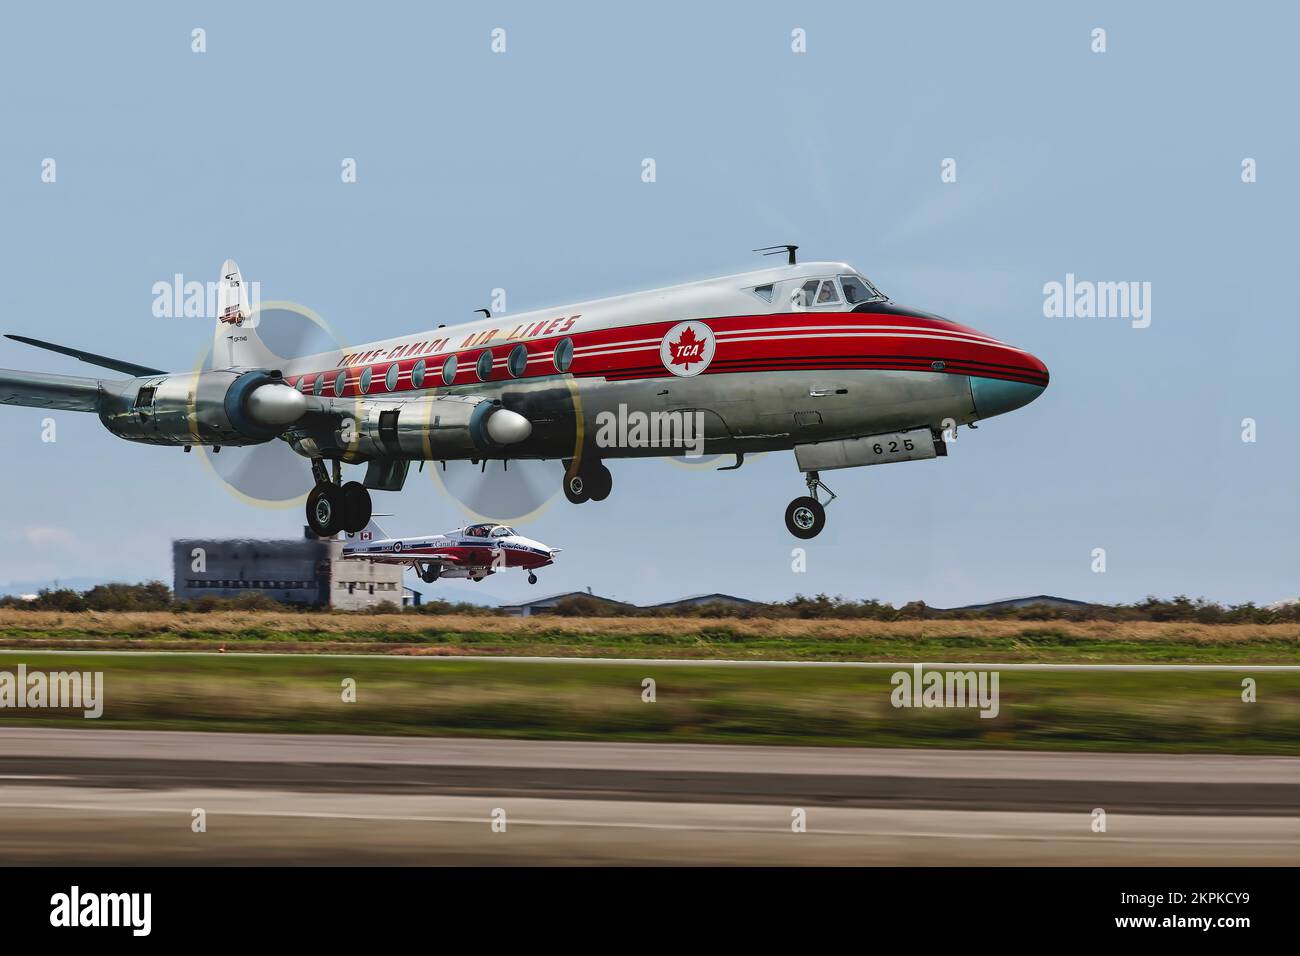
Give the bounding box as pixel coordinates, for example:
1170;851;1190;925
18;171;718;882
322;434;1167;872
474;308;491;319
754;244;798;265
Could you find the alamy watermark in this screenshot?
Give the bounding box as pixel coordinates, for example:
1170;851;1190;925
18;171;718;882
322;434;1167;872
890;664;1000;719
0;664;103;718
1043;273;1151;329
152;273;262;320
594;403;706;458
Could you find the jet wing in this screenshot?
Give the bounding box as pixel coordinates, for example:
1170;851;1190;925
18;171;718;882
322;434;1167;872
0;369;105;412
342;550;466;565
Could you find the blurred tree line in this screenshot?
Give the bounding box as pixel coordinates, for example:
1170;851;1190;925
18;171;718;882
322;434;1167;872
2;583;1298;623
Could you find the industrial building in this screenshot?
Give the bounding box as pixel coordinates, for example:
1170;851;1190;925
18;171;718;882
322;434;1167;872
172;529;417;610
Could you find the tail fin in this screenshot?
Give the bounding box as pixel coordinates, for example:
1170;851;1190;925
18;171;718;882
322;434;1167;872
345;516;391;545
212;258;278;369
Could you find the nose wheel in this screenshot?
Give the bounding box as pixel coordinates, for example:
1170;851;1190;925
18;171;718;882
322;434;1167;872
784;470;836;539
528;572;538;585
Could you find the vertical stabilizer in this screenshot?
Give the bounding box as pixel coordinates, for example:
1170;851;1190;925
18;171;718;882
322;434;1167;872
212;258;278;369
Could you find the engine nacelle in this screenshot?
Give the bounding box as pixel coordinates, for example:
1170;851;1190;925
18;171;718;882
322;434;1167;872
99;369;309;446
287;394;532;462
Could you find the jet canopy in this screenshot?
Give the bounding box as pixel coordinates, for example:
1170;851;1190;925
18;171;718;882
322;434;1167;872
464;522;517;538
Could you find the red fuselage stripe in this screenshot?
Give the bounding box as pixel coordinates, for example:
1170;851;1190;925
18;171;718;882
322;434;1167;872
284;311;1047;396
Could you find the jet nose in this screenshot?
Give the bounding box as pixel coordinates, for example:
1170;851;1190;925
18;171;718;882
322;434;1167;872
969;353;1048;420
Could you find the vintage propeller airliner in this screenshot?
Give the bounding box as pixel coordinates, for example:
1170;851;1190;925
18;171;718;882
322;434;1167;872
0;247;1047;538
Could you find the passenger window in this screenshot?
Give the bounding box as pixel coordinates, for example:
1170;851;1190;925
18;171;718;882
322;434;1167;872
508;344;528;378
553;337;574;373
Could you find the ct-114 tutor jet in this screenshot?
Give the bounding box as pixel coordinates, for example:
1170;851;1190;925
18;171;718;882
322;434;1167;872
0;247;1047;538
342;518;560;584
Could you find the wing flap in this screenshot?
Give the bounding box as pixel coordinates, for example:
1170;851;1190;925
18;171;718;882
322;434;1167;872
0;369;104;412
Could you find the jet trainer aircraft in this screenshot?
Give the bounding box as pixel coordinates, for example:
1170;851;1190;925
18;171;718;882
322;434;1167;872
0;248;1047;538
342;518;560;584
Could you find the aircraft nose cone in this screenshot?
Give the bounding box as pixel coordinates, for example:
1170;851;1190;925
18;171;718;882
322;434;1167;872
969;374;1046;420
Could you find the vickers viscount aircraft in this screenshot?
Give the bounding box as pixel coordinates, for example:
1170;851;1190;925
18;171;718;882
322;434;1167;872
342;518;560;584
0;248;1047;538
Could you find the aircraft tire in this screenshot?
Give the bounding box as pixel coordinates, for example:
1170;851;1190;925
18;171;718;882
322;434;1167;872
563;470;590;504
586;462;613;501
419;564;441;584
340;481;372;534
784;496;825;539
306;482;345;537
528;572;538;585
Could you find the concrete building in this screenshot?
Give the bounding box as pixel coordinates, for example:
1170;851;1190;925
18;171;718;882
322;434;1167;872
173;529;409;610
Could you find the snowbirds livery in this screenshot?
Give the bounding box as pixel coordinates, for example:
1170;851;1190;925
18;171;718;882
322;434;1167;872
0;249;1047;538
342;518;559;585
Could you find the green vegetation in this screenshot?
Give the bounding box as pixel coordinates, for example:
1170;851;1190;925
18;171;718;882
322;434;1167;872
0;651;1294;754
0;610;1297;663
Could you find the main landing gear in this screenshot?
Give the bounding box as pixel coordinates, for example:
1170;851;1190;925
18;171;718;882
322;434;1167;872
417;563;441;584
562;459;612;504
528;572;538;585
785;470;837;540
306;459;373;536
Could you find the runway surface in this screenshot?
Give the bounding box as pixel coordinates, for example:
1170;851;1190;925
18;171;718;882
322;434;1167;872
0;729;1295;865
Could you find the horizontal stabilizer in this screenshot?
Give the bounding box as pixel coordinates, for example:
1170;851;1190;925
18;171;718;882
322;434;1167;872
0;368;104;412
4;334;164;378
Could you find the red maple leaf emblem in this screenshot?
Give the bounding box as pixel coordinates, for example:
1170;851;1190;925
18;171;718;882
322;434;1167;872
668;325;709;370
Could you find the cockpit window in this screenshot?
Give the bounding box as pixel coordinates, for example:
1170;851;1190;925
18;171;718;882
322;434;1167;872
839;274;886;305
815;280;840;305
490;526;514;537
465;523;494;537
797;280;820;308
796;278;843;308
751;284;774;303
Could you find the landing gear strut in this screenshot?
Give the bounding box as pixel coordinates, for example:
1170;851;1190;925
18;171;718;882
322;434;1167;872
562;459;613;504
305;459;373;536
785;470;836;539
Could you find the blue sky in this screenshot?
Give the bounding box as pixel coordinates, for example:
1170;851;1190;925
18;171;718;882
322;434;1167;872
0;1;1296;607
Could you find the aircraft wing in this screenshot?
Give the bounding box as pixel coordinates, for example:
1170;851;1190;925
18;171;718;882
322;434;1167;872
0;369;105;412
342;551;466;565
4;334;165;377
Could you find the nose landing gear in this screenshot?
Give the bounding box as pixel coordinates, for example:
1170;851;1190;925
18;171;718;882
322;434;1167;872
784;470;836;539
